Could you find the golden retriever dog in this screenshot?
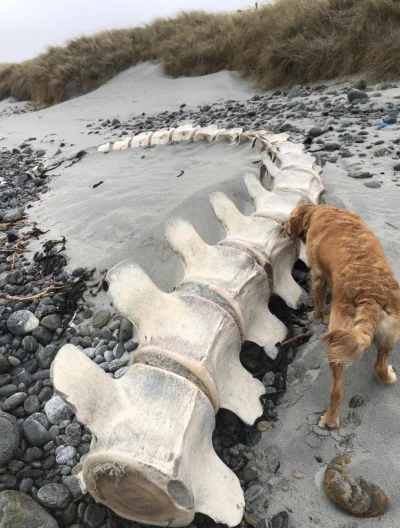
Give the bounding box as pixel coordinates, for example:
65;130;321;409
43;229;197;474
284;204;400;428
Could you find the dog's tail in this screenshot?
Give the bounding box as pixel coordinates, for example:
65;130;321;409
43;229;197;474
322;300;381;365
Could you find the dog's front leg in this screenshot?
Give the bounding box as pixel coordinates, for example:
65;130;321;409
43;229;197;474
319;361;346;428
309;267;327;321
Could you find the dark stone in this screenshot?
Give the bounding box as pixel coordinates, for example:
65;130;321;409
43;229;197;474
347;89;368;102
23;395;41;415
0;411;19;466
383;115;397;125
7;310;39;336
83;503;107;527
2;392;27;411
308;127;322;137
271;511;289;528
63;502;78;526
22;336;38;353
40;314;62;332
394;164;400;171
0;490;58;528
71;267;85;277
0;384;18;397
92;310;112;328
242;467;259;483
322;143;341;151
22;414;51;447
36;483;71;509
0;356;10;374
119;318;133;342
37;344;58;369
364;182;381;188
347;171;372;179
32;326;53;345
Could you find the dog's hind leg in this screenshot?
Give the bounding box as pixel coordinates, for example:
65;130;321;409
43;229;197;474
319;362;346;429
374;318;398;384
309;266;327;321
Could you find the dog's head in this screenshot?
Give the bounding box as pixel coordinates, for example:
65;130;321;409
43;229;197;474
284;204;316;243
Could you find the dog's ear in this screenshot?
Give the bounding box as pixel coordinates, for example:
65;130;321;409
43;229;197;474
287;205;315;241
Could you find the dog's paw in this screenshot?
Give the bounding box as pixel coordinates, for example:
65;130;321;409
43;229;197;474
386;365;397;384
318;413;339;429
308;310;319;322
323;314;330;325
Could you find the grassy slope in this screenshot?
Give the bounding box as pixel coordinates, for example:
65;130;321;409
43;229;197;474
1;0;400;106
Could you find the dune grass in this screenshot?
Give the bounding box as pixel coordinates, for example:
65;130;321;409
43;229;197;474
1;0;400;106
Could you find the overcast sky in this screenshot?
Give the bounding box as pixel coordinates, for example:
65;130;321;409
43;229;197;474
0;0;265;63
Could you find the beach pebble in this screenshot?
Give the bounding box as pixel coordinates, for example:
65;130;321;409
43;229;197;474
7;310;39;335
92;309;112;328
32;326;54;345
2;392;27;411
0;490;58;527
63;474;84;499
270;511;290;528
22;415;51;446
72;267;85;277
37;344;58;368
83;503;107;527
348;171;372;179
0;356;10;374
308;126;322;137
37;483;71;509
0;412;19;466
348;89;368;102
262;371;275;387
56;445;77;464
22;335;39;352
40;314;62;331
3;209;22;222
364;182;381;188
394;163;400;171
45;396;73;424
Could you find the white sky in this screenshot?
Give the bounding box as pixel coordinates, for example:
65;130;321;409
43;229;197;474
0;0;267;63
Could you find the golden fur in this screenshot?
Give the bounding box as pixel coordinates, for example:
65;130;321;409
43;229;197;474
284;204;400;428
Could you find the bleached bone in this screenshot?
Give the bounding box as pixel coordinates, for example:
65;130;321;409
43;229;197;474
51;346;244;527
107;260;264;424
210;192;304;309
171;124;199;142
151;129;173;146
216;128;243;142
113;137;131;150
165;217;287;359
131;131;153;148
98;142;111;153
193;125;220;142
262;155;324;204
244;173;308;222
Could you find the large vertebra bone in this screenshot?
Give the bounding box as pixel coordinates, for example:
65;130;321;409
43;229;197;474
165;216;287;359
107;260;264;424
210;191;304;309
51;346;244;527
262;155;324;204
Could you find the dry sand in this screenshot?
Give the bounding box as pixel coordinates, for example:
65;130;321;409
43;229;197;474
2;62;400;527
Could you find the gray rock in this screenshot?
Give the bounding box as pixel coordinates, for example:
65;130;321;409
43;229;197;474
262;371;275;387
3;209;22;222
383;115;397;125
348;171;372;179
63;423;81;447
0;490;58;528
56;445;77;464
0;374;11;387
23;395;41;415
32;326;53;345
270;511;290;528
22;415;51;446
83;503;107;528
364;182;381;188
36;483;71;509
2;392;27;411
40;314;62;332
6;310;39;336
0;384;17;397
124;337;139;353
347;89;368;102
19;478;33;494
63;474;84;499
92;310;112;329
0;357;10;374
22;336;38;353
308;126;322;137
0;412;19;466
394;163;400;171
37;344;58;369
44;396;73;425
119;318;133;342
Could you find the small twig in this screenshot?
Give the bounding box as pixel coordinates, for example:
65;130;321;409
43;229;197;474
2;285;66;301
176;170;185;178
385;221;400;230
90;270;108;296
277;331;313;348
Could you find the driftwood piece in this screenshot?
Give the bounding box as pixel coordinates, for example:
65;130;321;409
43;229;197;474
51;347;244;526
165;216;287;359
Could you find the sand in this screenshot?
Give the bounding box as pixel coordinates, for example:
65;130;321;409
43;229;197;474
2;62;400;527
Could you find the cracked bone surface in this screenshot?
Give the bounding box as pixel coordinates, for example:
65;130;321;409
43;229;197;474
51;346;244;527
107;259;264;424
210;191;304;309
165;216;287;359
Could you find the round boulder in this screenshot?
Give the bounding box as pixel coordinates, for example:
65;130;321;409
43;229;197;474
6;310;39;336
